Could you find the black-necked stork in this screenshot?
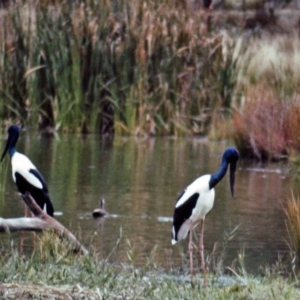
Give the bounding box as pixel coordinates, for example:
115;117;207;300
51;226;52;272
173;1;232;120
171;147;239;285
1;125;54;217
92;198;108;218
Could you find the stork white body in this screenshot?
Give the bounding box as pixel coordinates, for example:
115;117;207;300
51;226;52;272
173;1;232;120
172;175;215;244
12;152;43;189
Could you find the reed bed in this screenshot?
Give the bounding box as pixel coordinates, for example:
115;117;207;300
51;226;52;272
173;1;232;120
0;0;242;135
1;1;300;160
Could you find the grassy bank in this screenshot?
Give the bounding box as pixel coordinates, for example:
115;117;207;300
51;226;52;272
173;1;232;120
1;231;300;299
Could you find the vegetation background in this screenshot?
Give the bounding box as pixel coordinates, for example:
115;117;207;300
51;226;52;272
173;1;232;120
0;0;299;160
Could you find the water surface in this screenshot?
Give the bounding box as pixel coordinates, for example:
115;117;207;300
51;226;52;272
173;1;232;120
0;134;295;273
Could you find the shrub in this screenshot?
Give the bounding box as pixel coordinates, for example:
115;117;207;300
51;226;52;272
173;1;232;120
232;91;288;160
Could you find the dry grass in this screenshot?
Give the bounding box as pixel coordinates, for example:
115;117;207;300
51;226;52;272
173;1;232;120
232;87;300;160
238;33;300;97
285;192;300;275
284;99;300;152
229;25;300;159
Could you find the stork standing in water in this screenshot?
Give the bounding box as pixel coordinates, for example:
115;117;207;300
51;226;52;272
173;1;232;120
1;125;54;216
171;147;239;285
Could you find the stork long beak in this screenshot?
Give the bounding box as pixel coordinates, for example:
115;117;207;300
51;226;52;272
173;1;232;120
229;161;237;197
0;138;10;162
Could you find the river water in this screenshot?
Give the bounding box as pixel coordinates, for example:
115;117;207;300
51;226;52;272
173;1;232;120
0;133;296;274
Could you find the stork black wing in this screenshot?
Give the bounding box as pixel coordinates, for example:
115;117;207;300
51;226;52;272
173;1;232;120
15;170;54;217
172;192;199;241
29;169;49;192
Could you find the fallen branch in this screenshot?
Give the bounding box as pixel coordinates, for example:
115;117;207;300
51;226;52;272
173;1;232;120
0;193;88;255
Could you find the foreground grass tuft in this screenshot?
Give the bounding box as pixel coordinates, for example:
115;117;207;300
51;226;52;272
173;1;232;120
285;192;300;276
0;231;300;299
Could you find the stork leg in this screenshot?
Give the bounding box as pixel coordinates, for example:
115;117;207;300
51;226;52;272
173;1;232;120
199;219;206;286
25;203;29;217
25;201;37;253
188;221;194;283
20;204;29;256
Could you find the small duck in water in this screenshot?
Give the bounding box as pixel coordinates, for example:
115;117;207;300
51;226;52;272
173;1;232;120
92;198;108;218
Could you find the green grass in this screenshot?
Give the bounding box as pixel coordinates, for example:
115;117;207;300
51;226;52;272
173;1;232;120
0;231;300;299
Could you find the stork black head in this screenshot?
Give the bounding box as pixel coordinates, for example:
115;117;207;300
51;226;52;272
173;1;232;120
222;147;239;197
1;125;20;161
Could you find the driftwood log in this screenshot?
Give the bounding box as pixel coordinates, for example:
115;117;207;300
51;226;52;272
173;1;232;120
0;193;88;255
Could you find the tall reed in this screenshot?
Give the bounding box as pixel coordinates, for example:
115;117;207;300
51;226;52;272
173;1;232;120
0;0;242;135
285;192;300;275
